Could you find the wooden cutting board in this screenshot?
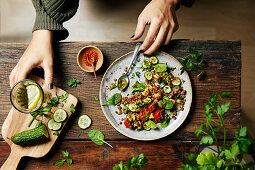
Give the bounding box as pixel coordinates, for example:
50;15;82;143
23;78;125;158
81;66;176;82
1;76;78;170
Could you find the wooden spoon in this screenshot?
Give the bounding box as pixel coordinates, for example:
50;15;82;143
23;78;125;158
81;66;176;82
87;57;97;79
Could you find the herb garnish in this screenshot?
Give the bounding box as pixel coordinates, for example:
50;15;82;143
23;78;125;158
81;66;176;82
179;92;255;169
70;104;75;113
88;129;113;148
135;71;141;78
180;48;206;80
113;153;148;170
53;150;73;167
61;93;69;103
102;93;122;106
66;77;80;87
94;96;99;101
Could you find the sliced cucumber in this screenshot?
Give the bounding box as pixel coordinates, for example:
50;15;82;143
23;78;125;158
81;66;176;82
144;71;153;80
143;97;152;104
128;103;137;112
47;118;62;131
11;124;49;146
153;63;167;73
163;85;171;93
142;59;151;69
53;109;67;122
78;115;91;129
149;56;158;64
172;77;181;86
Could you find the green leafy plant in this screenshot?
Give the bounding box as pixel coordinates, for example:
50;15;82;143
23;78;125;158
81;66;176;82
88;129;113;148
130;81;146;93
66;77;80;87
113;153;148;170
70;104;75;113
53;150;73;167
180;48;206;80
179;92;255;170
102;93;122;106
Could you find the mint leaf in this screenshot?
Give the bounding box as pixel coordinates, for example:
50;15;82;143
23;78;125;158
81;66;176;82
200;135;213;145
53;159;65;166
66;158;73;166
61;150;69;158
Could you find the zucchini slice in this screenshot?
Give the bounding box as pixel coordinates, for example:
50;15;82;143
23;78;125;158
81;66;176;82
142;59;151;69
163;85;171;93
149;56;158;64
144;71;153;80
172;77;181;86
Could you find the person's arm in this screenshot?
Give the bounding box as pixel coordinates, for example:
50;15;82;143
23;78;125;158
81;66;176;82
9;0;79;89
131;0;179;55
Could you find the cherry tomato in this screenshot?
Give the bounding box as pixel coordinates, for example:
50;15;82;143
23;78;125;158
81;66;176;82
148;103;155;113
154;109;161;122
124;119;131;128
139;111;148;122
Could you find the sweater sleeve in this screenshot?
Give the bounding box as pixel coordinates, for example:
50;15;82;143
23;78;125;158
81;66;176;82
32;0;79;41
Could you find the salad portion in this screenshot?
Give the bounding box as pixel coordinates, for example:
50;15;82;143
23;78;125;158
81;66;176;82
104;55;187;131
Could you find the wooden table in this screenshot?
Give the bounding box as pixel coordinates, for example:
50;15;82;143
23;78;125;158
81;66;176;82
0;40;241;169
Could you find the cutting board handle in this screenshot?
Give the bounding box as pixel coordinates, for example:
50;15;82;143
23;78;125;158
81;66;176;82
1;150;22;170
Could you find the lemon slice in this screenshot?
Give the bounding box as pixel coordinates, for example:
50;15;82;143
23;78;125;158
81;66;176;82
26;85;42;110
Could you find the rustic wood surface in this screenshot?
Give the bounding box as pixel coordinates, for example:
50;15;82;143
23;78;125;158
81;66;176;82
0;40;241;169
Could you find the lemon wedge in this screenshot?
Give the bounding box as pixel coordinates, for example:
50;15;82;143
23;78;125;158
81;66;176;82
26;85;42;110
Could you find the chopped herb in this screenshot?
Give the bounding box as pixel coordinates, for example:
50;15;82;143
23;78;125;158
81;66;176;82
169;67;176;71
53;131;59;136
61;93;69;103
70;104;75;113
66;77;80;87
94;96;99;101
61;103;64;107
131;73;135;78
77;133;81;137
54;150;73;167
135;71;141;78
109;83;117;90
137;58;141;62
132;63;136;66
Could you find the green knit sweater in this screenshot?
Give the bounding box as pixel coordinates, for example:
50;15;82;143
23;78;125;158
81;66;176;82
32;0;79;41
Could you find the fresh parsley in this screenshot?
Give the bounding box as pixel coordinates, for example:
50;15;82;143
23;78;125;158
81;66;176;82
61;93;69;103
180;48;206;80
70;104;75;113
53;150;73;167
135;71;141;78
66;77;80;87
179;92;255;170
113;153;148;170
94;96;99;101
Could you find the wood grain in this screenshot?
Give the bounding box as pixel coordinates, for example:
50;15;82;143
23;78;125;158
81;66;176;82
0;40;241;142
1;76;78;169
0;140;202;170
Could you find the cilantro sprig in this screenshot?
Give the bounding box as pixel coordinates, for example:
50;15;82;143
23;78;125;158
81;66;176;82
180;48;206;80
113;153;148;170
179;92;255;170
53;150;73;167
66;77;80;87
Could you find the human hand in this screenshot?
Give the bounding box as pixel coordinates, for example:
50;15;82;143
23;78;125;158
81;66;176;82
131;0;179;55
9;30;54;89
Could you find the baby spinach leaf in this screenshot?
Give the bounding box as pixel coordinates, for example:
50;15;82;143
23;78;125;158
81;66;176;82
88;129;113;148
130;81;147;93
161;115;171;128
102;93;122;106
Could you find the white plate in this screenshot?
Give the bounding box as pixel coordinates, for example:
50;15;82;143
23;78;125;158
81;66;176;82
99;51;192;141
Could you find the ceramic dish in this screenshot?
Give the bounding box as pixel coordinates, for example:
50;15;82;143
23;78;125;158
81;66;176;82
99;51;192;140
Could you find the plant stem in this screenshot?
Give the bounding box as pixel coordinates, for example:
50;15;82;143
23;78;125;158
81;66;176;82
207;146;218;153
104;141;113;148
208;123;220;154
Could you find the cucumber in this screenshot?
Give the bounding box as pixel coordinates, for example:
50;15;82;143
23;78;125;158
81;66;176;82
78;115;92;129
144;71;153;80
128;103;137;112
142;59;151;69
163;86;171;93
143;97;152;104
172;77;181;86
11;124;49;146
53;109;67;122
47;118;62;131
149;56;158;64
153;63;167;73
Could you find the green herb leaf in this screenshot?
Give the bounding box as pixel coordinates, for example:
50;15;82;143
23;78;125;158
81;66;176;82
70;104;75;113
61;93;69;102
239;126;247;137
221;92;232;98
62;150;70;158
143;120;157;130
113;161;128;170
77;133;81;137
231;143;239;157
194;124;203;137
220;101;231;114
135;71;141;78
88;129;111;147
53;131;59;136
66;77;80;87
130;81;147;93
200;135;213;145
94;96;99;101
224;150;234;160
53;159;66;166
161;115;171;128
102;93;122;106
196;151;218;166
127;153;148;169
66;158;73;166
61;103;64;107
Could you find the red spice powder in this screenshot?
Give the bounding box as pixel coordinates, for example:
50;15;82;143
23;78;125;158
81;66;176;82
82;49;98;67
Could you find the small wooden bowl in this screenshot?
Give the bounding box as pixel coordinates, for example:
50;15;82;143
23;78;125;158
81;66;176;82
77;46;104;72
